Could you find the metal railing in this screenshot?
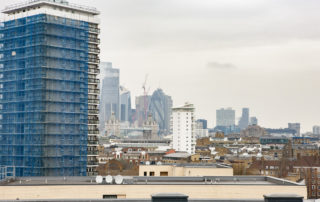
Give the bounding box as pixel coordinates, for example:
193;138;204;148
87;151;98;155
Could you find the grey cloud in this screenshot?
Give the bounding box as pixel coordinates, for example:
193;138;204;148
207;62;237;70
2;0;320;132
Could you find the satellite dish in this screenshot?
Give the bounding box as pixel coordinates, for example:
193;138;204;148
114;175;123;184
95;176;103;184
105;175;113;184
145;161;150;165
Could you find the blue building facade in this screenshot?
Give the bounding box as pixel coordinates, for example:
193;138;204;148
0;13;92;176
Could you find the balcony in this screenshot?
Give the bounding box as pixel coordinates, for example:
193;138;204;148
88;47;100;54
87;161;98;166
89;27;100;34
88;99;99;104
88;120;99;124
88;58;100;64
88;68;99;74
87;151;98;155
88;89;99;94
88;130;99;134
88;37;100;44
88;140;99;145
88;78;99;84
88;109;99;114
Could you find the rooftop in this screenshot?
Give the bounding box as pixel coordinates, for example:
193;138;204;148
0;176;304;186
172;103;195;111
141;163;232;168
163;152;192;158
2;0;99;15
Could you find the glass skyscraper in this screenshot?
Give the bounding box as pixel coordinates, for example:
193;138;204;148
149;88;172;135
100;62;119;135
0;0;100;176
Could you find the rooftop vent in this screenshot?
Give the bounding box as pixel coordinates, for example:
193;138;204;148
264;194;303;202
152;193;188;202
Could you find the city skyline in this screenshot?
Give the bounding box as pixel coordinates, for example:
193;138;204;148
1;1;320;200
1;0;320;132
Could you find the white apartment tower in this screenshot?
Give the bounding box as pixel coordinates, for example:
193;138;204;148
172;103;195;154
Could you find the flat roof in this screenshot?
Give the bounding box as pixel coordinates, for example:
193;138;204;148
163;152;191;158
2;0;99;15
141;163;232;168
0;176;304;186
0;197;308;202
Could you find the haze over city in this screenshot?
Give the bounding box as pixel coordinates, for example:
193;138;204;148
1;0;319;132
2;0;320;201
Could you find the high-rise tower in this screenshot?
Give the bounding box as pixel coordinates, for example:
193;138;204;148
288;123;301;137
238;108;249;130
0;0;100;176
119;85;131;123
100;62;119;135
216;108;235;127
149;88;172;135
172;103;195;154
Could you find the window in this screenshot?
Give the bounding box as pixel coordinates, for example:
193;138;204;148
103;195;117;199
149;171;155;176
144;172;147;176
160;172;168;176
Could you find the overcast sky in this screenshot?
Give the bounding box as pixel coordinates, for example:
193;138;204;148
2;0;320;132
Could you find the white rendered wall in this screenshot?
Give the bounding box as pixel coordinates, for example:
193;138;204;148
172;109;195;154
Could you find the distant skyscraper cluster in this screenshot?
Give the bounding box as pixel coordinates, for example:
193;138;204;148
99;63;172;138
213;107;259;135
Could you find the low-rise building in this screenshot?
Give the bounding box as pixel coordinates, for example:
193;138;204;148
162;152;200;163
139;163;233;177
0;176;307;200
260;136;289;145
